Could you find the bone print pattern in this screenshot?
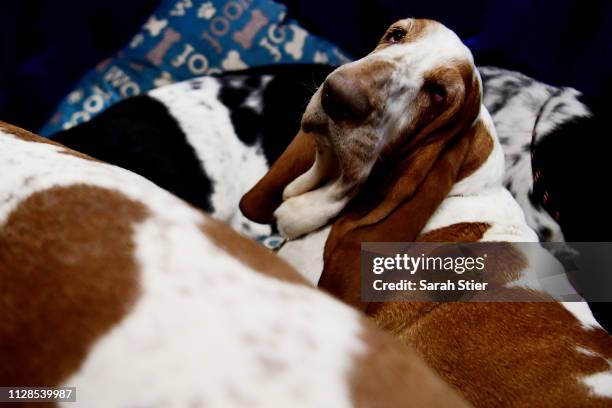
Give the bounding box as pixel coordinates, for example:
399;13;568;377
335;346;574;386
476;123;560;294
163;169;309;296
198;2;217;19
222;50;249;70
144;15;169;37
259;37;282;61
284;25;308;60
146;28;182;66
233;9;269;49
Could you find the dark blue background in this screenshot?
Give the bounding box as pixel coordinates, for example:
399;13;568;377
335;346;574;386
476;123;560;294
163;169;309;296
1;0;610;131
0;0;160;131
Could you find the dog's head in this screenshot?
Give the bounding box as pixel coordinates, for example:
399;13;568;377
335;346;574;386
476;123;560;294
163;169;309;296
302;18;480;182
241;19;487;240
241;18;496;306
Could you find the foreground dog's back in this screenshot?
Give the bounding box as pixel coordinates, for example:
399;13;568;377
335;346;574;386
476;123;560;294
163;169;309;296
0;122;469;407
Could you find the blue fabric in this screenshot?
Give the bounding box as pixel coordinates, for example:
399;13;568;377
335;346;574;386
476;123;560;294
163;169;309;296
38;0;351;135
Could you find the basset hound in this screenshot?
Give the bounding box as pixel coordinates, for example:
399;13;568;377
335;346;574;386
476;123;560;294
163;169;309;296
0;122;470;407
240;19;612;407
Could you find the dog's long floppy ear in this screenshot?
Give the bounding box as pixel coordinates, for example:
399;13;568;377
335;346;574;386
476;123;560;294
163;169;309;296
319;72;493;310
240;130;316;224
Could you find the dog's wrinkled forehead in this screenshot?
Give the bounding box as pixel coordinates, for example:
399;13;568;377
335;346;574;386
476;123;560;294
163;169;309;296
372;19;473;70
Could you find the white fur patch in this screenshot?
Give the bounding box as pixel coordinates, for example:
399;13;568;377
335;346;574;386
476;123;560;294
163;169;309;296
582;368;612;398
576;346;600;357
562;302;602;330
573;346;612;398
505;243;578;300
278;226;330;285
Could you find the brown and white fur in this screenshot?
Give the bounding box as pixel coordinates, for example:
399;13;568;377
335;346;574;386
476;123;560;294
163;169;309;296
0;122;471;407
240;19;612;407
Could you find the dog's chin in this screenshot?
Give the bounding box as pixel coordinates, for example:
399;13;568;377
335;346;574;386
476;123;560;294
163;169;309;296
281;138;340;200
274;104;378;239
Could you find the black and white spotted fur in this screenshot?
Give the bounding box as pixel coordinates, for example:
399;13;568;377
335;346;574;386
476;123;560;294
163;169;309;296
480;66;592;242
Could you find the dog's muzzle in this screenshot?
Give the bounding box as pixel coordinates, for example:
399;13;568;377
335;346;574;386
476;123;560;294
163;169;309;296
321;71;373;123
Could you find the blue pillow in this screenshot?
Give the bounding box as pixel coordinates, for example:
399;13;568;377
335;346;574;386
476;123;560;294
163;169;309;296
40;0;351;136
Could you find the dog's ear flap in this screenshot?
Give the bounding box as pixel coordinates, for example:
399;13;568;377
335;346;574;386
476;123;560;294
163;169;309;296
319;112;492;310
319;133;473;308
240;130;316;224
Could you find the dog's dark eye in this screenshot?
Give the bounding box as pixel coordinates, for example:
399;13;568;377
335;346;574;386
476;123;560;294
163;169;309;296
425;82;447;103
385;28;407;43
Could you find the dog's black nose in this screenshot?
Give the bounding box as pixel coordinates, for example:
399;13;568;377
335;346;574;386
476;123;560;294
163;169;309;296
321;72;372;122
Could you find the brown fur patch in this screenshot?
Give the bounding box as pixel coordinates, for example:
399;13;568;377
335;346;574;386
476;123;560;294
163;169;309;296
0;121;99;163
201;217;307;285
418;222;491;242
350;317;470;408
0;185;146;388
374;301;612;407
